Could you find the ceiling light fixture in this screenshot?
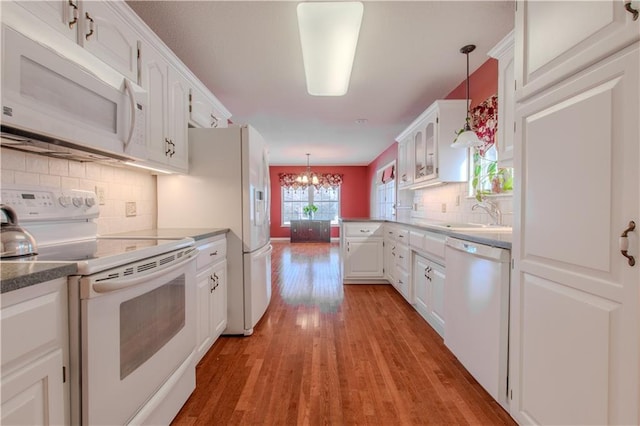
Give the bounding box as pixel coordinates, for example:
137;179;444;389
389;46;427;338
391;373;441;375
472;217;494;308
297;2;363;96
296;153;319;185
451;44;483;149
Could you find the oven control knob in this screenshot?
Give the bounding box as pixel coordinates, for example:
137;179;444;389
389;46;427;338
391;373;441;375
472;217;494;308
72;197;83;207
85;197;96;207
58;196;71;207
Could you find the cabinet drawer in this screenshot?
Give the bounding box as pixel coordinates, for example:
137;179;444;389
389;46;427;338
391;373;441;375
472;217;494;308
410;229;446;262
196;238;226;270
344;222;383;237
396;228;409;242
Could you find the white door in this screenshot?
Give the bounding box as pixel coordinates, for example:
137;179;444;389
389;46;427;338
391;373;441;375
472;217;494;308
510;44;639;425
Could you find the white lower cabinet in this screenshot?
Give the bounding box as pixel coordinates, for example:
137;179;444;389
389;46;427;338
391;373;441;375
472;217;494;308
413;255;446;337
341;222;385;282
194;235;228;363
343;240;384;279
1;278;69;426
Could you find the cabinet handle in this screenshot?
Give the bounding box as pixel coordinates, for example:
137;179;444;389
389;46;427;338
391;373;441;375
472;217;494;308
171;139;176;157
85;12;94;40
209;250;218;256
620;221;636;266
209;275;214;292
210;114;219;128
625;1;639;20
165;138;172;156
360;229;371;233
68;1;78;28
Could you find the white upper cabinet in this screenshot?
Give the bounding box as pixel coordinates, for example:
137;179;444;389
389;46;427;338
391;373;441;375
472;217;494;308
396;99;469;188
489;30;515;167
78;1;139;83
515;0;640;100
141;44;189;172
15;0;139;83
14;0;78;42
397;135;414;189
189;86;229;129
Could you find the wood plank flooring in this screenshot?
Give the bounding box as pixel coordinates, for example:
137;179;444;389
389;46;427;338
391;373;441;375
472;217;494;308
172;241;516;425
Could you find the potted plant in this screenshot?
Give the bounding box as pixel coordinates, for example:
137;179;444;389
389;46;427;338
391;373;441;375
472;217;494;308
302;204;318;219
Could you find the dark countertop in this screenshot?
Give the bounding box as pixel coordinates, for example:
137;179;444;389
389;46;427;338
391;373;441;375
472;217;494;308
101;228;230;241
340;217;512;250
1;228;229;294
1;261;77;294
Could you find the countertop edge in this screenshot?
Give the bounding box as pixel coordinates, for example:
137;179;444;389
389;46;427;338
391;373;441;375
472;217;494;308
1;262;78;294
340;218;512;250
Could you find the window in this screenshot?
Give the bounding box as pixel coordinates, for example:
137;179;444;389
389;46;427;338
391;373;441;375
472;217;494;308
467;95;513;200
376;162;395;220
282;186;340;225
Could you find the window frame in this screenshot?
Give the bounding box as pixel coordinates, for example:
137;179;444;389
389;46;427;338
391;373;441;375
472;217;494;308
280;185;341;226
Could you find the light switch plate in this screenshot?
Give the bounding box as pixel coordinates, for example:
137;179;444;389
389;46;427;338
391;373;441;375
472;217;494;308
125;202;137;217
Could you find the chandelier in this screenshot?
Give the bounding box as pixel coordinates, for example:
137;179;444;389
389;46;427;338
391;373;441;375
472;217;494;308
296;153;319;185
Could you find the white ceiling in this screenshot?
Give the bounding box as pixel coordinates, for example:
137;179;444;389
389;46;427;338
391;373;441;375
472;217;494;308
126;1;515;166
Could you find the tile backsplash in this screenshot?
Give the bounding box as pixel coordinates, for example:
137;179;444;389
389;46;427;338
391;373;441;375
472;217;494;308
409;182;513;226
1;148;156;235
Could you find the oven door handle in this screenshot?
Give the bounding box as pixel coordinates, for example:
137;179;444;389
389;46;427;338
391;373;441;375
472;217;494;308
92;250;197;294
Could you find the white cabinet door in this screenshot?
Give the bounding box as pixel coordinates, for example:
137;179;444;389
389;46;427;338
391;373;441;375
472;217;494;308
79;1;139;82
384;237;396;283
195;268;213;362
141;44;169;165
489;30;515;167
210;260;227;341
1;278;68;426
510;44;639;425
1;349;65;426
168;66;189;172
16;0;78;42
344;239;384;278
140;45;189;172
413;255;445;337
413;255;430;319
515;0;640;100
428;261;445;337
190;87;227;129
397;137;414;189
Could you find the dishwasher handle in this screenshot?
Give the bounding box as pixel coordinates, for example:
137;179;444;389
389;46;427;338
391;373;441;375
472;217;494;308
445;237;510;262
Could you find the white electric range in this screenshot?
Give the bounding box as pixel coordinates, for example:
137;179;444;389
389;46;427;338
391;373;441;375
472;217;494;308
1;184;198;425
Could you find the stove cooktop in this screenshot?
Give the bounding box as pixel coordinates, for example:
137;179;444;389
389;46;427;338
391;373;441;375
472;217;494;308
29;237;195;275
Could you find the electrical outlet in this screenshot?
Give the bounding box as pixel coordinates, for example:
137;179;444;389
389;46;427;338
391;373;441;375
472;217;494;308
455;195;460;206
441;203;447;213
95;186;106;205
125;202;137;217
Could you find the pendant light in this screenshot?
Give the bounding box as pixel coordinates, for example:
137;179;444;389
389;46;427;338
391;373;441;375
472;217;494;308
295;153;319;186
451;44;483;149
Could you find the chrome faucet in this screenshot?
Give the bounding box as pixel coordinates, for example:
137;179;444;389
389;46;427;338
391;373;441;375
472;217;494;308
472;200;502;225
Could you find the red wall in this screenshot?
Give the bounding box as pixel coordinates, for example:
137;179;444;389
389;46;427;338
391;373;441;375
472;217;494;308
445;58;498;108
269;166;370;238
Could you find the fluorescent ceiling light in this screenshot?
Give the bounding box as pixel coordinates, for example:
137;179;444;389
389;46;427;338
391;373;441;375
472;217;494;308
297;2;363;96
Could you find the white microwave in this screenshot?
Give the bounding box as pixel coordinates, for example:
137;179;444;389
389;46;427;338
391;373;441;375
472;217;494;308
1;25;147;160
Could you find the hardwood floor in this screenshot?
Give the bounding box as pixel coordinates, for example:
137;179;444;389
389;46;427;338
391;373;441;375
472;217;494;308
172;241;515;425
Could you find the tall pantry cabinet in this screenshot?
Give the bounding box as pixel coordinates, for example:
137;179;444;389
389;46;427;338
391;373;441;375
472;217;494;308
509;1;639;425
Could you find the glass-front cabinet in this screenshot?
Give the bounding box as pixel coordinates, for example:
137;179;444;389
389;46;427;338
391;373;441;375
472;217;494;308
396;99;468;188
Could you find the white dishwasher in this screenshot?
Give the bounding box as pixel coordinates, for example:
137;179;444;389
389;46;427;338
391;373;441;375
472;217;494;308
444;237;510;409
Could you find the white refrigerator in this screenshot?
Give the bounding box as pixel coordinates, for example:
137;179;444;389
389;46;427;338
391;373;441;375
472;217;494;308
157;125;272;335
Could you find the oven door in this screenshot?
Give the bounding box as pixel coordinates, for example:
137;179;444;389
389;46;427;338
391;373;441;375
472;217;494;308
80;252;197;425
